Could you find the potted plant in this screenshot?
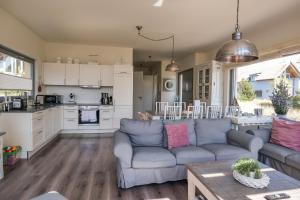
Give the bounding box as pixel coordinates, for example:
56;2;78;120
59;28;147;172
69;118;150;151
232;158;270;188
270;79;290;118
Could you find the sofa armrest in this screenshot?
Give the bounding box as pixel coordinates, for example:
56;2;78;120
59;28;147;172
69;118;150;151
113;131;133;168
246;129;271;144
227;129;264;157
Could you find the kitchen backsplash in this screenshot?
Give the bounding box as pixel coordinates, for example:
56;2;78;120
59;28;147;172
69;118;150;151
44;86;113;104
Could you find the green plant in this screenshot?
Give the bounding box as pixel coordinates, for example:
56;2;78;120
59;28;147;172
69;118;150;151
237;79;256;101
232;158;262;179
270;79;290;115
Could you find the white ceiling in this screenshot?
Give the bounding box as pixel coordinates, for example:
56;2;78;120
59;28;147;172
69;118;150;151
1;0;300;61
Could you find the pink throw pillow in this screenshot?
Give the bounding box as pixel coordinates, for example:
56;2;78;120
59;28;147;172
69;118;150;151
165;123;189;149
270;118;300;152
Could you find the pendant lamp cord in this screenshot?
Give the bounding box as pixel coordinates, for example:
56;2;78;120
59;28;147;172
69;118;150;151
137;27;175;60
235;0;240;32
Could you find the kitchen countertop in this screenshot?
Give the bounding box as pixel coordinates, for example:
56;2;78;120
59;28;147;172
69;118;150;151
0;103;113;113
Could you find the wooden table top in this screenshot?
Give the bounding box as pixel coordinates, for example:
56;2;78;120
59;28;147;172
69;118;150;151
187;161;300;200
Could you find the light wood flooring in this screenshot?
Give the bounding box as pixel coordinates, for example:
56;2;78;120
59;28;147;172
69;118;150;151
0;137;187;200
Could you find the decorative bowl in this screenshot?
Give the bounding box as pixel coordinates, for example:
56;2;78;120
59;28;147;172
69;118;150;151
233;170;270;189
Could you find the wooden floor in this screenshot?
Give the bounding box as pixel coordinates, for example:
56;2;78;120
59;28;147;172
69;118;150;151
0;137;187;200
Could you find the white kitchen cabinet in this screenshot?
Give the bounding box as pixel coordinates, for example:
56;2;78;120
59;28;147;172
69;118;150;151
63;105;78;130
114;64;133;74
100;106;113;129
113;106;133;129
65;64;80;85
100;65;114;86
43;63;66;85
44;108;54;140
113;73;133;106
79;64;101;87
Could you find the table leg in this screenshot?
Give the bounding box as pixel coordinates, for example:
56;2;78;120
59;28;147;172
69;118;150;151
188;179;196;200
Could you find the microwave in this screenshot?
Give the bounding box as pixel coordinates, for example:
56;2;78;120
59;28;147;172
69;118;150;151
36;95;63;105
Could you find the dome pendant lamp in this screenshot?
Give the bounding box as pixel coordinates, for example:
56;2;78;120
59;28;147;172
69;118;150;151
216;0;259;63
136;26;179;72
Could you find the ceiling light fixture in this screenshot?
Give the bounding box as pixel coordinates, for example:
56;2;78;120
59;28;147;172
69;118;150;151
216;0;259;63
153;0;164;7
136;26;179;72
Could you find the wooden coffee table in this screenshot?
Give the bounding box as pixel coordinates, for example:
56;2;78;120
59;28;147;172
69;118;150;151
187;161;300;200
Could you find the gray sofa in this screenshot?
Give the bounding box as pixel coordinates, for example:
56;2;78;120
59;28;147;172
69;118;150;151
247;129;300;180
114;118;263;188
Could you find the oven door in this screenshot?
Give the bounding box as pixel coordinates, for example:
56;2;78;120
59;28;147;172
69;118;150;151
78;106;100;125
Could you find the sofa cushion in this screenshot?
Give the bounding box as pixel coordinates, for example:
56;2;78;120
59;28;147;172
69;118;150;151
195;118;232;146
286;154;300;170
201;144;252;160
132;147;176;168
165;123;189;149
260;143;295;163
270;118;300;152
120;119;163;147
163;119;196;146
170;146;215;165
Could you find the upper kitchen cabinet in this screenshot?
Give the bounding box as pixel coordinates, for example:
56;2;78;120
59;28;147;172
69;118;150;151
65;64;80;86
79;64;100;87
114;64;133;74
99;65;114;86
43;63;66;85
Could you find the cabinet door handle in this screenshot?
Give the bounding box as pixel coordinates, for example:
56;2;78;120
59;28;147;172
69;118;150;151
102;118;110;121
67;119;75;122
67;110;75;113
38;130;43;134
102;110;110;112
37;118;43;121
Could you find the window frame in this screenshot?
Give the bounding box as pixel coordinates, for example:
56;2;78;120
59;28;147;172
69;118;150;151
0;44;35;96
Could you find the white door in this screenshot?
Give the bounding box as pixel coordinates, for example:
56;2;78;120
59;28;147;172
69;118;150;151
43;63;66;85
79;64;100;87
100;65;114;86
133;72;144;119
65;64;80;85
113;73;133;106
113;106;133;129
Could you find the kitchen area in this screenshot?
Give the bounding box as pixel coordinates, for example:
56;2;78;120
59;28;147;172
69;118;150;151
0;46;133;161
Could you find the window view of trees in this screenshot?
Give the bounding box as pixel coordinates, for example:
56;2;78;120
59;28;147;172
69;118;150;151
236;54;300;121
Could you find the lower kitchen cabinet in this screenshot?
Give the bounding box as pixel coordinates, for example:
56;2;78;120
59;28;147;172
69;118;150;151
113;106;133;129
63;105;78;130
100;106;113;129
0;106;63;159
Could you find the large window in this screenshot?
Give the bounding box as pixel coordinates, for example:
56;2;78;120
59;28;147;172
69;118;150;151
0;45;35;98
233;53;300;121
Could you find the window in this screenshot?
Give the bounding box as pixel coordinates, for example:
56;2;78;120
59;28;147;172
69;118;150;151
255;90;263;97
0;45;35;97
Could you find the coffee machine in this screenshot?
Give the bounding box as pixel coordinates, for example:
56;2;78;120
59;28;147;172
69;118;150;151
101;93;110;105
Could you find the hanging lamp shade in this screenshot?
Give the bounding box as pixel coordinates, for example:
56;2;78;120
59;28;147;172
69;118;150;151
165;59;179;72
216;32;259;63
216;0;259;63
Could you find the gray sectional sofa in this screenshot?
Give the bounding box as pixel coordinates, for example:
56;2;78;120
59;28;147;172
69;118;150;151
247;129;300;180
114;118;263;188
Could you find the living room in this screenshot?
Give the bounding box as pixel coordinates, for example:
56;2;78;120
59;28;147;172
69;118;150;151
0;0;300;200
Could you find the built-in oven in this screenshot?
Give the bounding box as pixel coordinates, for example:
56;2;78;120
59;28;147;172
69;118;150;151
78;105;100;125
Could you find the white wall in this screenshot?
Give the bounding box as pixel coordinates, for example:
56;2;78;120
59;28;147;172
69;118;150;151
0;8;45;93
44;42;133;65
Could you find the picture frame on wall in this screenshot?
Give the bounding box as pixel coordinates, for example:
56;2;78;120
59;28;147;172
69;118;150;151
163;79;175;92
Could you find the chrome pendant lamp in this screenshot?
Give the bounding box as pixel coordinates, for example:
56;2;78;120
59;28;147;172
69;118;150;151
216;0;259;63
136;26;179;72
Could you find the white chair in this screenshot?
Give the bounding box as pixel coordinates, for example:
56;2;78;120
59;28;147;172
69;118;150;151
224;106;241;117
194;100;207;114
164;106;182;120
155;102;169;115
206;105;223;119
187;105;204;119
173;102;186;111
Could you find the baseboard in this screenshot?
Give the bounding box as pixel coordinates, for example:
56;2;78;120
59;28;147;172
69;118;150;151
59;132;114;138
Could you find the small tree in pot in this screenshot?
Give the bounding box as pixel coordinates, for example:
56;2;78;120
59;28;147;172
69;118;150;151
270;79;290;116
